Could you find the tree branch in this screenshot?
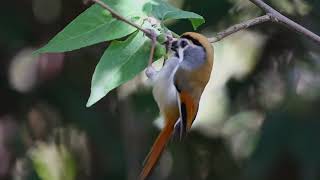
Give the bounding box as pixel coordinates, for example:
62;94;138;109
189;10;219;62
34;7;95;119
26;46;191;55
209;15;271;43
250;0;320;45
86;0;320;54
210;0;320;45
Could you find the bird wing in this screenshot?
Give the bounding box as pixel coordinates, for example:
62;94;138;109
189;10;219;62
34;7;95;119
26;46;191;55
174;70;200;139
176;87;199;139
173;45;208;139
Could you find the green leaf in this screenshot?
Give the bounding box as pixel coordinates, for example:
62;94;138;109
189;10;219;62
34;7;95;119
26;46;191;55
149;0;205;29
87;31;151;107
36;0;152;53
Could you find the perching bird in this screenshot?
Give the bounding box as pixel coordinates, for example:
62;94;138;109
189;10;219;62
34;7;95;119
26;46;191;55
141;32;214;180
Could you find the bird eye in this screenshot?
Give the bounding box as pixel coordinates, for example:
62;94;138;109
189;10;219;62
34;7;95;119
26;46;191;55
180;40;189;48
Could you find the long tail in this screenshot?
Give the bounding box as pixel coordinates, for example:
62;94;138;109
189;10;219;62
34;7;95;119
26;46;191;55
139;122;174;180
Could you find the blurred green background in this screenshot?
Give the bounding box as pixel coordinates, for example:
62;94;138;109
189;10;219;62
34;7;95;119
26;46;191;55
1;0;320;180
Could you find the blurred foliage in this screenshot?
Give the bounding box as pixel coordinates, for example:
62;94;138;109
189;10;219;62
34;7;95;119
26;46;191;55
30;143;76;180
246;97;320;180
0;0;320;180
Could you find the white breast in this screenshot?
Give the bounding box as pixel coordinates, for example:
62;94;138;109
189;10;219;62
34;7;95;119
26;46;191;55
152;58;179;113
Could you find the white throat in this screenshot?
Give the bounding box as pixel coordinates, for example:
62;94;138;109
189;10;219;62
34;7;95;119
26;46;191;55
178;48;185;63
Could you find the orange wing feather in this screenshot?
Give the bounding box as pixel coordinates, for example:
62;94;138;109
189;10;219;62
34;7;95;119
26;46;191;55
179;91;199;131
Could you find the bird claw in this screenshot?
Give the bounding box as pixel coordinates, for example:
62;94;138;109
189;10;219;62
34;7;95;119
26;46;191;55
164;32;178;53
145;65;158;80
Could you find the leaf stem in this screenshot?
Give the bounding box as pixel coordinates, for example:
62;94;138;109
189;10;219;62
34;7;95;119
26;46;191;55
148;30;157;66
89;0;151;35
86;0;158;65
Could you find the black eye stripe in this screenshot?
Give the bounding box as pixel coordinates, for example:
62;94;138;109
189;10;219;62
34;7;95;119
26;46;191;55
181;35;202;46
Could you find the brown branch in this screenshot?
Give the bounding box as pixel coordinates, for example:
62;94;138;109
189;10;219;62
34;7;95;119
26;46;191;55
87;0;320;53
209;15;271;43
249;0;320;45
210;0;320;45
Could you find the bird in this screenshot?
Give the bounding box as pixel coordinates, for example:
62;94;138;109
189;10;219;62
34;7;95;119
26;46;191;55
140;32;214;180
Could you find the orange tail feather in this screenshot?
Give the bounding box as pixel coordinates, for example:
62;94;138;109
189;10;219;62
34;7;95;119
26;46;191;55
139;122;174;180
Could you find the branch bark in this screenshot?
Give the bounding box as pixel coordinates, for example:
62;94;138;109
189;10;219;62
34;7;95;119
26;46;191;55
250;0;320;44
86;0;320;50
210;0;320;45
209;15;271;43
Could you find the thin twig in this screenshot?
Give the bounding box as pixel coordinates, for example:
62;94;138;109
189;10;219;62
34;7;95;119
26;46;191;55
209;14;271;43
148;30;157;66
249;0;320;45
